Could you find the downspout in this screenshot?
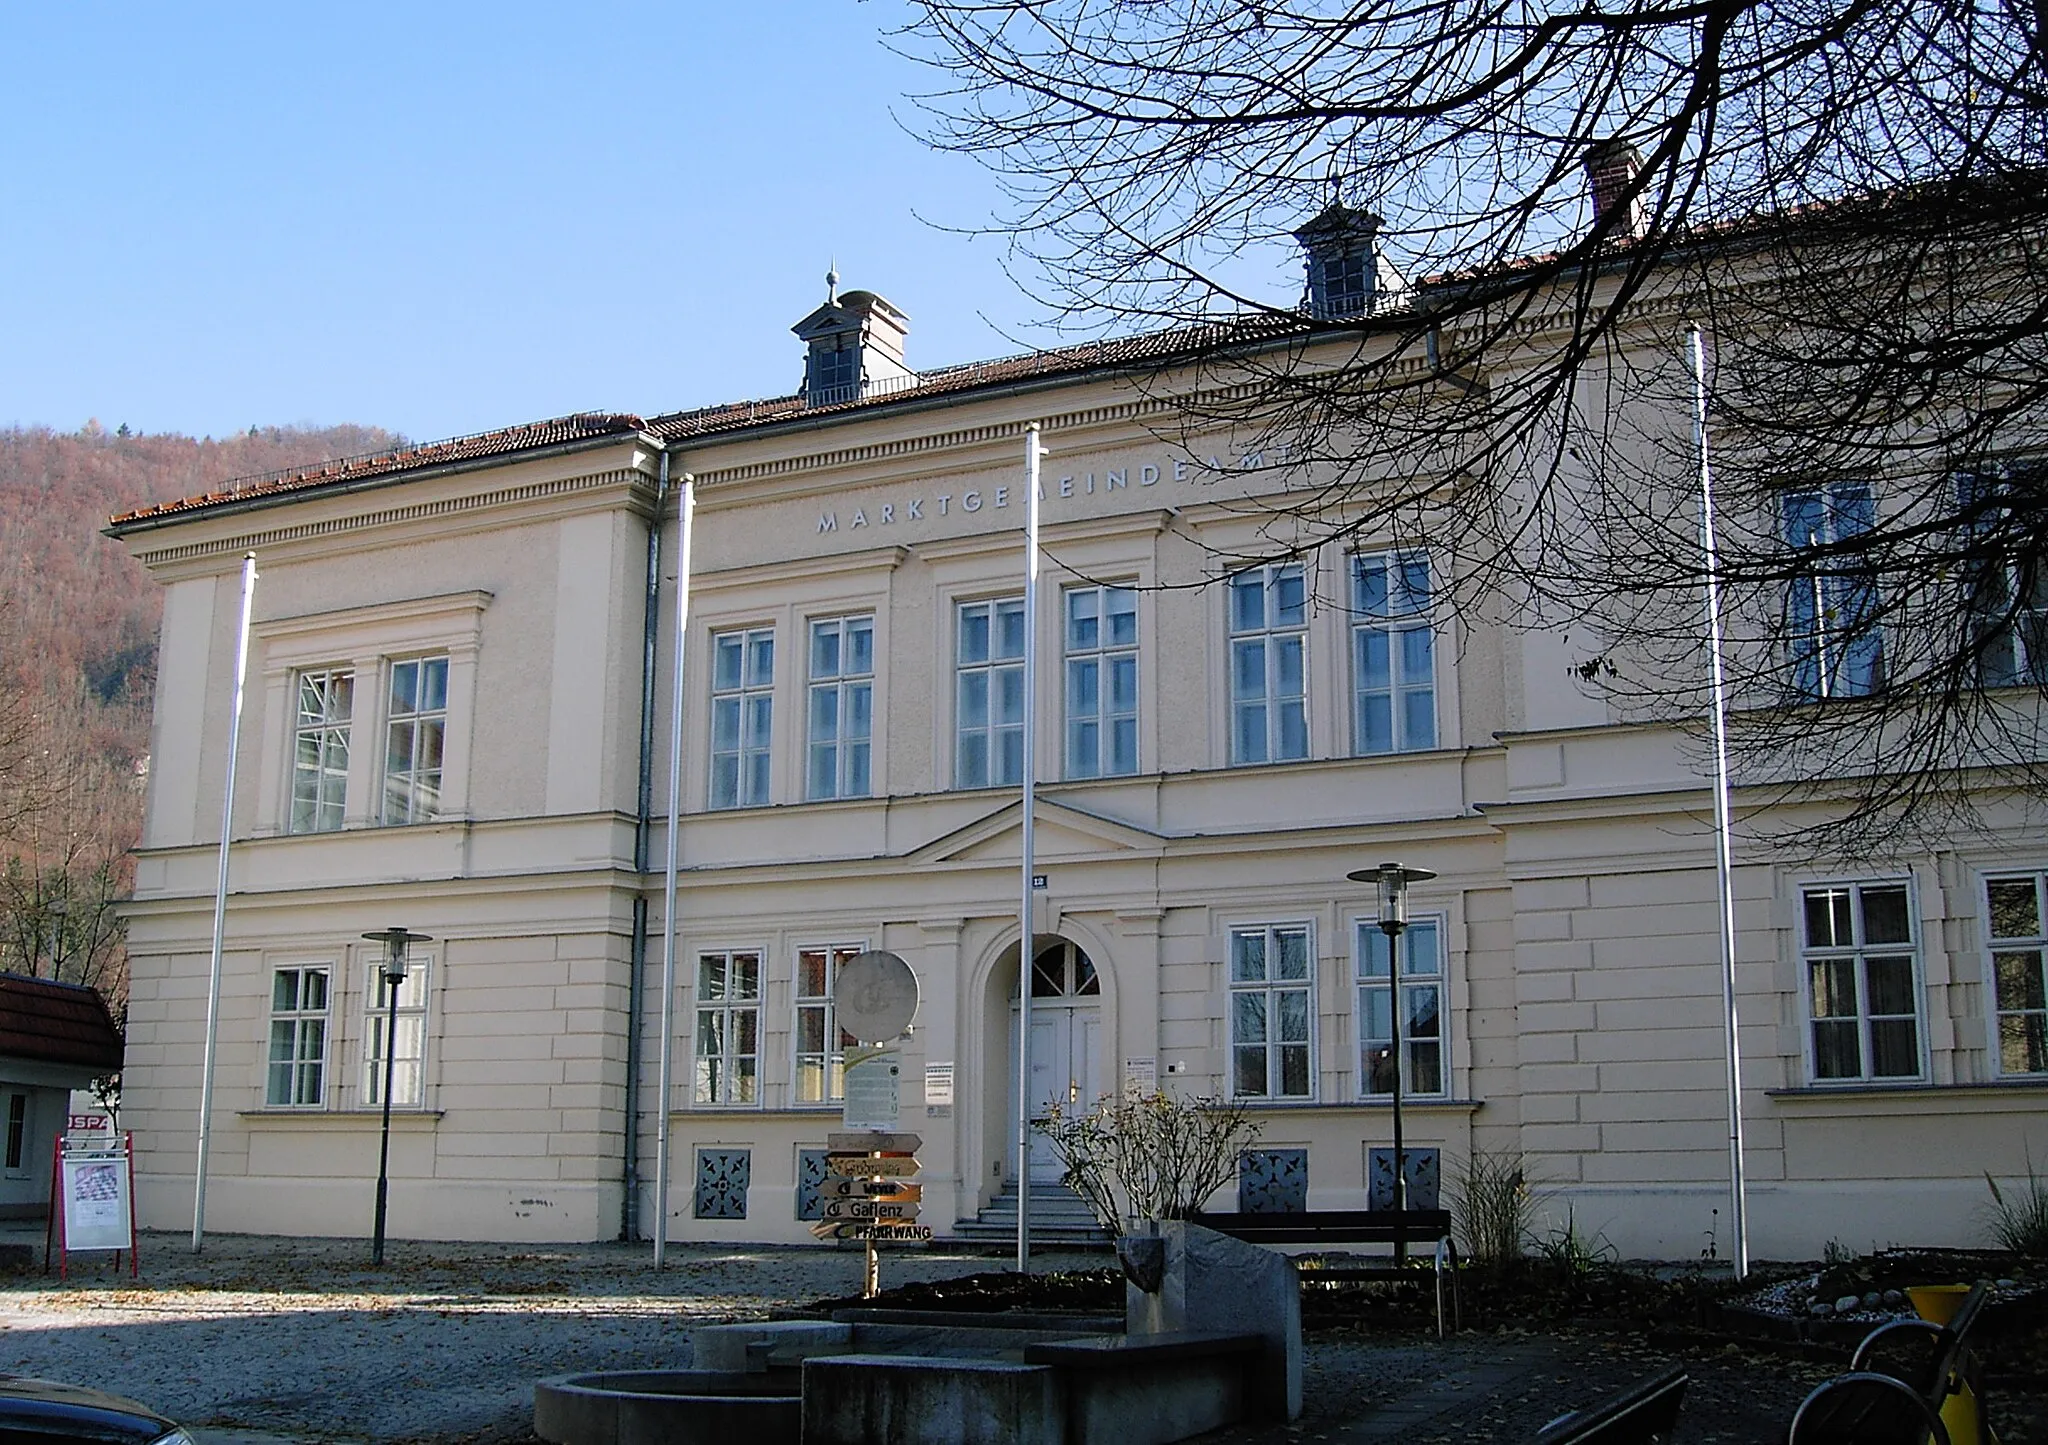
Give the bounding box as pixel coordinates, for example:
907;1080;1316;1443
622;447;670;1241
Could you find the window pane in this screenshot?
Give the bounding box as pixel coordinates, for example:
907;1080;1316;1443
1859;886;1911;945
1403;921;1441;977
1402;689;1435;750
1411;1040;1443;1094
1999;1014;2048;1074
1995;952;2047;1011
714;634;742;690
1066;588;1098;649
1276;929;1309;980
1813;1019;1861;1078
1408;984;1442;1039
1232;639;1267;699
1358;928;1391;979
1235;1047;1267;1096
1864;955;1916;1016
421;658;448;711
960;605;990;663
1107;588;1137;645
1273;566;1305;626
1229;574;1264;632
1869;1018;1919;1077
1354;557;1388;616
746;632;774;685
1990;880;2041;940
1234;991;1267;1042
390;660;418;713
996;599;1026;658
848;619;873;675
1804;889;1853;948
811;623;840;679
1109;654;1138;712
1277;989;1309;1041
1278;700;1308;760
1811;959;1857;1018
1231;932;1266;982
1279;1045;1310;1097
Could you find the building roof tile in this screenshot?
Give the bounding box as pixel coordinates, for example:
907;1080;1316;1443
0;974;124;1073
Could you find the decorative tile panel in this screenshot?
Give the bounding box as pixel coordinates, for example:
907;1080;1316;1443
694;1147;751;1220
795;1148;829;1221
1367;1146;1441;1212
1238;1148;1308;1213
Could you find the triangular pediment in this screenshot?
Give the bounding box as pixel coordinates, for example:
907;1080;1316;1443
908;798;1165;867
791;302;861;341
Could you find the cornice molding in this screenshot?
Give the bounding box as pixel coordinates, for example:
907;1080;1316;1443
128;467;657;575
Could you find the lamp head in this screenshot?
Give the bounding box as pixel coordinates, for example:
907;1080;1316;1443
1348;862;1437;935
362;927;433;986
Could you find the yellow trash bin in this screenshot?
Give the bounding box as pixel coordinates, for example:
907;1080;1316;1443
1904;1285;1996;1445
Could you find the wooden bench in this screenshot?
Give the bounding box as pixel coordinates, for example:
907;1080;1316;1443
1192;1209;1462;1336
1531;1364;1689;1445
1786;1279;1994;1445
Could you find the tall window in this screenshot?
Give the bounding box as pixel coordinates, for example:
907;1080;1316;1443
1960;466;2048;687
4;1094;25;1170
796;944;864;1102
267;966;330;1106
808;336;860;405
1064;584;1138;779
1802;882;1923;1082
1357;917;1445;1097
363;953;430;1107
290;670;353;833
956;597;1025;788
1352;551;1435;754
383;656;448;824
1229;924;1314;1100
1984;873;2048;1076
1785;484;1884;699
693;950;761;1106
1228;564;1308;764
807;616;874;800
710;627;774;809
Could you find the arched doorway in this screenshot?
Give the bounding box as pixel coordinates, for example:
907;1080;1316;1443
1008;937;1102;1182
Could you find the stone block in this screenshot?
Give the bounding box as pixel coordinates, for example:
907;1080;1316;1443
801;1355;1064;1445
1123;1221;1301;1420
690;1320;851;1373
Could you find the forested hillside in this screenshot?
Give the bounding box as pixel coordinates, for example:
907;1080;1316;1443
0;421;403;1021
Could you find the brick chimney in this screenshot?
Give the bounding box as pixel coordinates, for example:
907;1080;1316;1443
1585;140;1648;241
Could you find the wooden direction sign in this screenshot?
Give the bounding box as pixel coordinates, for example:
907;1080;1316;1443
811;1221;934;1243
827;1132;921;1154
824;1155;920;1178
818;1198;919;1222
819;1178;921;1201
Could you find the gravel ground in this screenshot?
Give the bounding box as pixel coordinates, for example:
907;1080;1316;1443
0;1232;1841;1444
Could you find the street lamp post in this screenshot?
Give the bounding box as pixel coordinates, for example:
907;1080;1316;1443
1349;862;1435;1263
362;927;432;1267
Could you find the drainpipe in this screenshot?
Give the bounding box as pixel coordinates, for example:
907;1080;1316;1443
622;448;670;1241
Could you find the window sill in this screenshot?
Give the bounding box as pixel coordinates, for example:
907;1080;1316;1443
1228;1098;1483;1113
1765;1081;2048;1117
238;1109;444;1129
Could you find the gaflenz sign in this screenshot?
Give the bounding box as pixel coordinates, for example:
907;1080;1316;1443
815;449;1292;536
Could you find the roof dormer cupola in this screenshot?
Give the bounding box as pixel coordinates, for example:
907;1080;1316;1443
792;269;915;407
1294;205;1401;320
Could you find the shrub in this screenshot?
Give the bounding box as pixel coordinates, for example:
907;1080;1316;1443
1034;1088;1261;1234
1984;1154;2048;1257
1450;1148;1533;1265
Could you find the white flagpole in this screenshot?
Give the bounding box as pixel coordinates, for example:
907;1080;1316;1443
1692;325;1749;1278
654;473;695;1269
1016;426;1043;1274
194;552;257;1253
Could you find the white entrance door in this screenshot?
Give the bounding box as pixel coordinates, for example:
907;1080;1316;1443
1009;940;1103;1182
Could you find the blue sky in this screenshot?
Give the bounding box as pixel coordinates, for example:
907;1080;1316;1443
0;2;1077;443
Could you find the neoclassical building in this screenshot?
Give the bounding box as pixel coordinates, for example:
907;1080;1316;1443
110;218;2048;1258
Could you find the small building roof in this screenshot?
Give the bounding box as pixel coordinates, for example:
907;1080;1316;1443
0;974;124;1073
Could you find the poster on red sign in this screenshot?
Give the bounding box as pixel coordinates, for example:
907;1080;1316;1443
45;1131;138;1278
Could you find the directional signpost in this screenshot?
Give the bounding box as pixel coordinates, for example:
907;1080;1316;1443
821;951;924;1297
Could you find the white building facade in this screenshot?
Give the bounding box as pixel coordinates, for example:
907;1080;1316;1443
110;258;2048;1259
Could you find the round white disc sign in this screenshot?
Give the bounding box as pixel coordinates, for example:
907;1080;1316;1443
834;950;920;1043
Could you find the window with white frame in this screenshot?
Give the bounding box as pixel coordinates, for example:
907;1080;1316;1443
956;597;1025;788
1801;881;1924;1082
4;1093;26;1172
1959;465;2048;688
290;670;353;833
1356;916;1445;1097
267;965;331;1106
710;627;775;809
1228;564;1308;765
383;656;448;825
1983;873;2048;1076
1784;484;1885;699
795;943;864;1103
1351;551;1436;754
1065;584;1138;779
1229;924;1315;1099
807;616;874;800
362;950;430;1107
693;950;762;1106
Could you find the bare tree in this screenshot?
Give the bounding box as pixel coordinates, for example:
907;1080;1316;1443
902;0;2048;851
